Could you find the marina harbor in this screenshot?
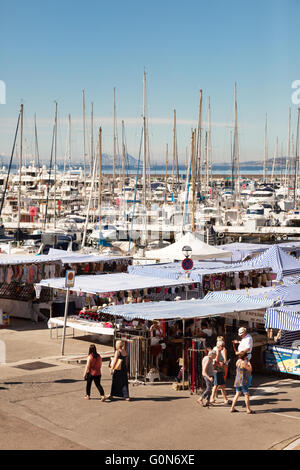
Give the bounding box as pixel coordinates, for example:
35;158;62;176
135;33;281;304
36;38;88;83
1;0;300;455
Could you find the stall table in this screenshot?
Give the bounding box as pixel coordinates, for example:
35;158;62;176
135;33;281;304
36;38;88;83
48;316;115;339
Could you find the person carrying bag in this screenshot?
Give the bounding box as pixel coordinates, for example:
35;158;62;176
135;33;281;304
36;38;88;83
108;340;130;401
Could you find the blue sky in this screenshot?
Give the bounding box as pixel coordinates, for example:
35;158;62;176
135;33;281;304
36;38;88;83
0;0;300;164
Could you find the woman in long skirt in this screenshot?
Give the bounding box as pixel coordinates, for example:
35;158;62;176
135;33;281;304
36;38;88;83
109;340;130;401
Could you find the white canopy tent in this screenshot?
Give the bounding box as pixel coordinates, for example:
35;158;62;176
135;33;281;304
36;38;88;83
144;232;232;262
35;273;194;296
37;272;196;356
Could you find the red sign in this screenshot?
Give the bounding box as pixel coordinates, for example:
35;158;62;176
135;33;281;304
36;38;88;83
29;206;38;216
181;257;194;271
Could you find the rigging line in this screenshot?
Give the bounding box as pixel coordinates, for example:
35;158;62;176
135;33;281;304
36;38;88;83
183;148;193;228
128;127;144;254
0;112;21;217
34;114;40;168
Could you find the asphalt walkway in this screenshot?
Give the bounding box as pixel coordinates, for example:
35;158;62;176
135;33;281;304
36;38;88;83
0;319;299;450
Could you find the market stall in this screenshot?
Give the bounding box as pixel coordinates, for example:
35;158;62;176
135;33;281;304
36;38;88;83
0;254;62;319
0;251;133;319
103;295;273;388
36;273;198;346
219;241;300;262
264;305;300;376
129;260;275;297
130;245;300;296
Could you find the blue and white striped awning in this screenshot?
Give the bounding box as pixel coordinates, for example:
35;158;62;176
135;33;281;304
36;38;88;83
129;246;300;284
232;245;300;281
202;291;274;306
264;306;300;331
281;274;300;286
103;296;272;321
219;241;300;262
128;260;271;284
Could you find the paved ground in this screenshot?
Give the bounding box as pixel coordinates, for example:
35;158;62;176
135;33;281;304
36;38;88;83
0;319;300;451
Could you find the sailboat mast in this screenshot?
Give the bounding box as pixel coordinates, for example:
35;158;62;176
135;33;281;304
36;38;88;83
233;83;240;204
205;131;209;194
142;113;147;209
53;101;58;229
17;103;24;235
191;129;196;231
286;108;291;192
142;71;147;209
121;120;126;202
294;107;300;209
271;138;278;184
34;113;40;168
98;127;102;238
82;89;87;193
172;109;177;198
196;90;203;197
264;113;268;183
207;97;212;190
113;87;117;196
90;102;94;177
165;143;168;202
68;114;71;169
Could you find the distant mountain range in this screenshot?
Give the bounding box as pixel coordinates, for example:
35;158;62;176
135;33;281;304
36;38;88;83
0;153;139;168
0;154;294;169
101;153;138;167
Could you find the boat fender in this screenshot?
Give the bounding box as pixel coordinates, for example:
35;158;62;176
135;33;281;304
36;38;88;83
281;234;288;240
217;232;225;239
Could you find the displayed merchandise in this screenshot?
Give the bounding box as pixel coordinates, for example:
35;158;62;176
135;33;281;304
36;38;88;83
202;269;271;296
188;339;206;394
116;332;150;383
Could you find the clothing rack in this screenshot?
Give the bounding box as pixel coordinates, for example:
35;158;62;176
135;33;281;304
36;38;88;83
188;339;206;395
115;331;150;385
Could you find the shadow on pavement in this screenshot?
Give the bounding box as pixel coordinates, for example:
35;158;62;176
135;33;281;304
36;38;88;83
3;379;82;385
258;407;300;414
120;396;190;402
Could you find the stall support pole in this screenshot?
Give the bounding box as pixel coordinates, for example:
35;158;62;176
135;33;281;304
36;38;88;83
61;287;70;356
113;318;117;350
182;319;185;389
50;304;53;339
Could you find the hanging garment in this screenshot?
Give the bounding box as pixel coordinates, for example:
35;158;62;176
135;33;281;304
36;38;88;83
28;265;35;283
49;264;55;278
0;266;4;283
6;266;14;284
44;264;50;279
37;264;42;282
